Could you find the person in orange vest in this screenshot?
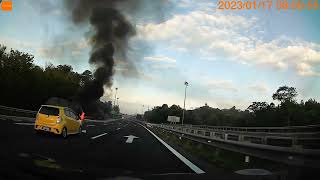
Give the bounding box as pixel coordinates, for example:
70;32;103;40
80;112;85;121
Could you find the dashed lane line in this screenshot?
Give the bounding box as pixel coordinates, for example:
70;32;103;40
14;122;34;126
91;132;108;140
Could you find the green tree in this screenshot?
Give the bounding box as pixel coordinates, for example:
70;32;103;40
0;45;83;110
80;70;93;87
272;86;298;103
247;102;268;113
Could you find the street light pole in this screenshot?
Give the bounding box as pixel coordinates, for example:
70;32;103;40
117;97;119;106
182;81;188;125
114;87;118;106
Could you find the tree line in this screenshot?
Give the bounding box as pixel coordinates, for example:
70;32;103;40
144;86;320;127
0;45;118;117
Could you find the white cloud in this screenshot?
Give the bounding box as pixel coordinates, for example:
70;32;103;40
205;79;238;92
248;84;269;94
144;55;176;63
138;11;253;41
37;38;89;58
151;63;176;69
144;55;177;69
296;62;320;76
0;37;38;50
114;66;155;81
51;9;63;16
176;0;216;11
137;11;320;77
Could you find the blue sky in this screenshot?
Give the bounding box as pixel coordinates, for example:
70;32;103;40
1;0;320;114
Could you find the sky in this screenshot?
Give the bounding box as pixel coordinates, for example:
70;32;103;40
0;0;320;114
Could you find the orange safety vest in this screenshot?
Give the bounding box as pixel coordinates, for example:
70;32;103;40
80;112;85;121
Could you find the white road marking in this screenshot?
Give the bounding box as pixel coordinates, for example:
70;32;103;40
34;153;55;162
14;122;34;126
91;132;108;140
82;130;87;133
116;128;121;130
123;135;138;143
139;124;205;174
18;153;30;158
87;125;95;127
151;172;196;176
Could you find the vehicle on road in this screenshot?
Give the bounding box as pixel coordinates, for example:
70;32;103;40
34;105;82;138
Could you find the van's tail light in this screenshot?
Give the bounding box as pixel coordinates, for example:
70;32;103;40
56;117;62;124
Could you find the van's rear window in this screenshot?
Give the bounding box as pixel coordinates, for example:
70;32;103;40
39;106;59;116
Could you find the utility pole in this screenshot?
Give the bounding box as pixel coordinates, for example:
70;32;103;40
113;87;118;107
182;81;188;125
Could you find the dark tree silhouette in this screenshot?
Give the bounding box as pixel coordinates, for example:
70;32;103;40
272;86;298;103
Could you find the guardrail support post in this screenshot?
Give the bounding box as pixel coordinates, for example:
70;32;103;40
239;134;244;142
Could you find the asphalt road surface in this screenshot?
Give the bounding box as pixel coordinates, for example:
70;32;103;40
0;116;264;180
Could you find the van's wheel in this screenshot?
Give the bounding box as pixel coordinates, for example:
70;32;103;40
78;126;82;135
62;127;67;138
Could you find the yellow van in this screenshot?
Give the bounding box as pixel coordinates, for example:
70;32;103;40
34;105;82;138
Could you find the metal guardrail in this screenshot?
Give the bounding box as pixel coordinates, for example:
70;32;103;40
150;123;320;156
0;105;118;122
0;113;119;123
0;105;37;117
171;123;320;133
0;114;35;122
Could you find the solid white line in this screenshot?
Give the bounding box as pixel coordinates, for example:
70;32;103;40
91;132;108;140
14;122;34;126
139;124;205;174
151;172;196;176
87;125;95;127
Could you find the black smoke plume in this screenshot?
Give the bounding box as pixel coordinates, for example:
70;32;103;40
64;1;137;105
59;0;171;116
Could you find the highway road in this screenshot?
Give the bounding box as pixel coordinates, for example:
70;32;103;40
0;116;254;180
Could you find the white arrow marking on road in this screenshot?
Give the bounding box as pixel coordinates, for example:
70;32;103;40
123;135;138;143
